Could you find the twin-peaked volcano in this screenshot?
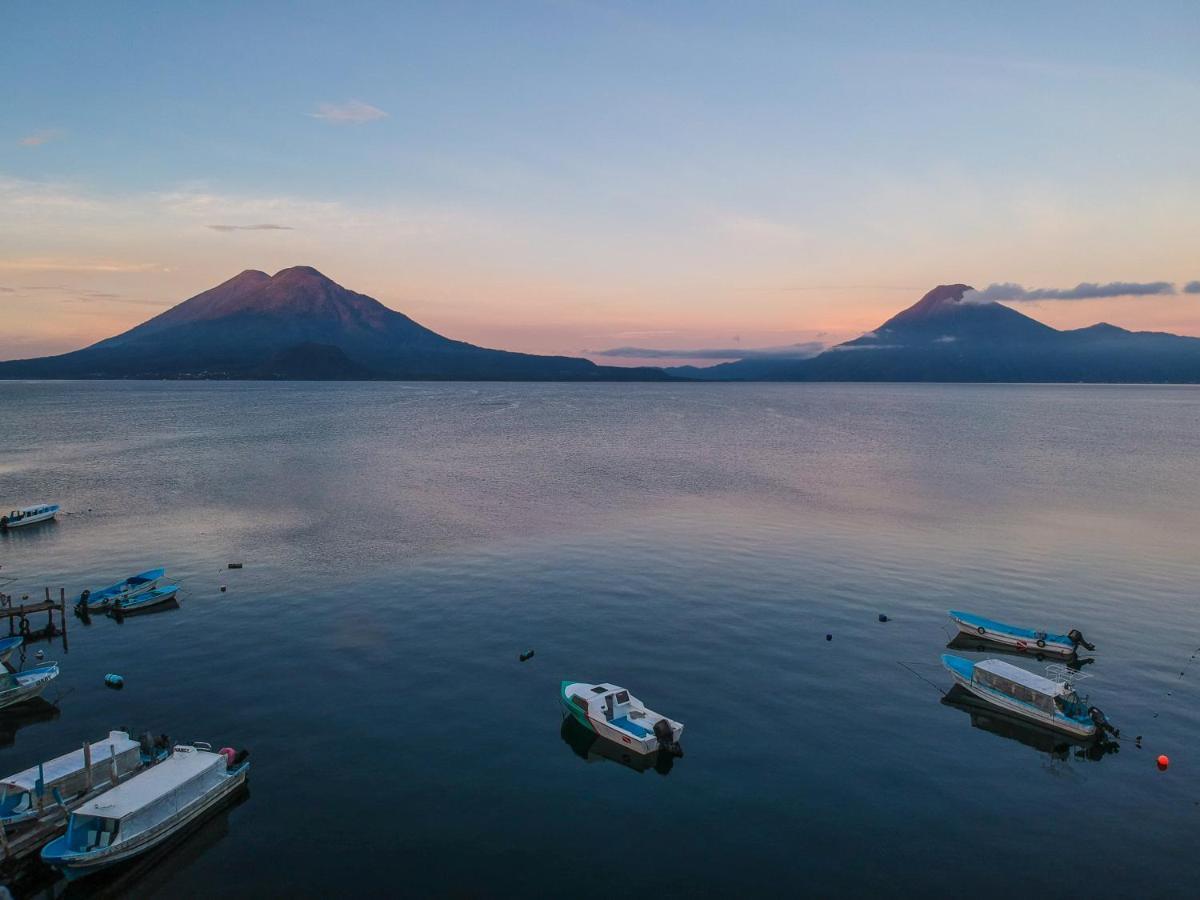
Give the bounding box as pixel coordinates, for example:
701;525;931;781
0;267;667;381
674;284;1200;382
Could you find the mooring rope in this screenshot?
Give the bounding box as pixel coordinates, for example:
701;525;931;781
896;661;947;696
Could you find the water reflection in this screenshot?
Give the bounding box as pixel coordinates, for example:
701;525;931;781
945;634;1096;670
941;685;1118;761
559;715;675;776
0;697;61;749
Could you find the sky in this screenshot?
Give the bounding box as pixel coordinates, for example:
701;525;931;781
3;0;1199;365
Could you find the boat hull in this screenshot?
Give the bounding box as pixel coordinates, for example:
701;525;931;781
558;682;682;756
110;586;179;615
950;617;1076;657
944;665;1095;738
1;508;58;530
44;764;249;879
0;665;58;711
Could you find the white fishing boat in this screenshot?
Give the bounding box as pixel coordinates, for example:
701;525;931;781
41;743;250;879
0;663;59;711
942;655;1114;739
948;610;1095;657
109;584;179;615
0;504;59;530
0;732;143;828
560;680;684;757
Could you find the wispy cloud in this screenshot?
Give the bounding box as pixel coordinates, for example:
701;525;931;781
1184;281;1200;294
967;281;1177;302
19;129;63;147
596;342;824;361
309;100;388;124
0;258;162;273
206;223;294;232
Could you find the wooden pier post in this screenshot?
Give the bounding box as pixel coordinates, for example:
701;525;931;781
83;741;93;791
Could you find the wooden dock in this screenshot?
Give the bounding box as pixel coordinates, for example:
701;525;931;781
0;588;68;647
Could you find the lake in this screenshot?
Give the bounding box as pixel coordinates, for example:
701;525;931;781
1;381;1198;898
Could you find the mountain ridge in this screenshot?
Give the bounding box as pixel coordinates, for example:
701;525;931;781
0;267;670;382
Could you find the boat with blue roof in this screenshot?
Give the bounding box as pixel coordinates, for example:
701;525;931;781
108;584;180;615
941;654;1114;739
0;504;59;530
949;610;1094;658
560;681;684;757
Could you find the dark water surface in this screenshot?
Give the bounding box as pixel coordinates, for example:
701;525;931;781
1;381;1198;898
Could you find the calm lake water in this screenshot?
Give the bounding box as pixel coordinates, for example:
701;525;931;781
1;381;1198;898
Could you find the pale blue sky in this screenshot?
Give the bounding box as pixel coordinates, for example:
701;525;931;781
3;1;1199;360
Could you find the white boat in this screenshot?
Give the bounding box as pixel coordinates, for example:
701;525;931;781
108;584;179;615
0;663;59;710
942;655;1113;739
948;610;1095;657
0;504;59;530
560;680;684;756
0;732;144;828
41;743;249;879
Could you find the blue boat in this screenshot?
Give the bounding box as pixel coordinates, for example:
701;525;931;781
78;569;166;612
942;654;1111;739
108;584;179;615
949;610;1094;657
0;636;23;668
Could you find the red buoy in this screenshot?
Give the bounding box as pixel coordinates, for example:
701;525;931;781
1157;754;1170;770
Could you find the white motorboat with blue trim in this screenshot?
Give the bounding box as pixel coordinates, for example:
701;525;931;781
942;655;1114;739
41;742;249;879
0;504;59;530
0;731;145;828
0;662;59;711
949;610;1095;658
560;681;684;757
108;584;180;615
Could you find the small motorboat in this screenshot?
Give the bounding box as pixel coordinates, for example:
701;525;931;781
0;731;144;828
941;654;1113;739
949;610;1095;658
78;568;166;612
560;680;684;757
0;504;59;530
41;742;250;880
108;584;179;615
0;637;23;668
0;663;59;711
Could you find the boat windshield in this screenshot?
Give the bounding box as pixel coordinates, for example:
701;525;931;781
67;815;120;851
0;790;32;817
1056;692;1088;719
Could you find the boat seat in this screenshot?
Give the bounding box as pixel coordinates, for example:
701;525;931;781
610;716;650;738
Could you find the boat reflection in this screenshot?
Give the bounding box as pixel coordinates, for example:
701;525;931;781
945;633;1095;670
560;715;676;776
0;696;60;749
941;685;1118;761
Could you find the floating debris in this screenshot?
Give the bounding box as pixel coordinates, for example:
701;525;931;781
825;634;832;641
878;614;889;623
519;650;535;662
220;585;227;593
104;674;124;689
227;563;243;570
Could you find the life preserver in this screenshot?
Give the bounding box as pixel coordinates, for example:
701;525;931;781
1036;639;1046;648
976;626;986;635
18;618;30;636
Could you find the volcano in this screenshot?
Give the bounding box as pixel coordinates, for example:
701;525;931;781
0;267;668;381
671;284;1200;382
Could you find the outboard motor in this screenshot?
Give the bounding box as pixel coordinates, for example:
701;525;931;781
1068;629;1096;652
653;719;683;758
1089;706;1118;738
233;748;250;767
139;731;156;757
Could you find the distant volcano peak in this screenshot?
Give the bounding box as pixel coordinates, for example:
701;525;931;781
890;283;976;322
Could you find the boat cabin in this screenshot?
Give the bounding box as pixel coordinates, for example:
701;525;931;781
973;659;1087;718
62;746;228;852
0;731;141;824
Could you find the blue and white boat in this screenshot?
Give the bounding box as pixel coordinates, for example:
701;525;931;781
941;654;1111;739
0;731;144;828
41;742;249;880
0;662;59;711
560;681;684;757
0;504;59;530
108;585;179;615
949;610;1095;658
0;637;24;668
78;568;166;612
